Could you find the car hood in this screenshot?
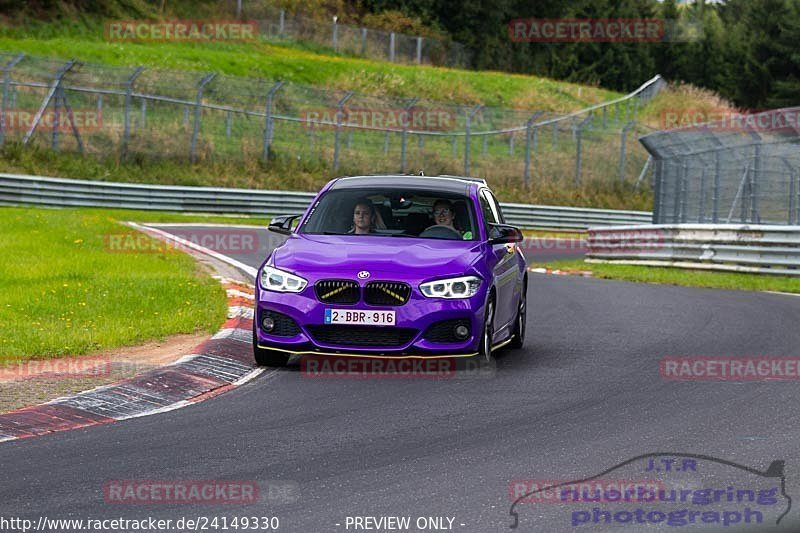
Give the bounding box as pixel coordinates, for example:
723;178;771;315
270;234;484;281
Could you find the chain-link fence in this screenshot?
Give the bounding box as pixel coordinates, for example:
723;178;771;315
640;108;800;225
225;2;468;67
0;51;664;189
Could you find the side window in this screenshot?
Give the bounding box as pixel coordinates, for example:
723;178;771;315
479;190;500;226
486;191;505;224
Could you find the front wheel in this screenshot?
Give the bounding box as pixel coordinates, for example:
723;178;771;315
477;298;495;362
510;287;527;349
253;323;290;367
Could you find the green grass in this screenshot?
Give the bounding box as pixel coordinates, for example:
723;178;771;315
535;259;800;294
0;31;618;110
0;206;230;364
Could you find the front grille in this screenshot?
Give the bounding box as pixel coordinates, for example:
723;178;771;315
306;325;417;347
423;319;471;343
315;279;360;304
260;310;301;337
364;281;411;306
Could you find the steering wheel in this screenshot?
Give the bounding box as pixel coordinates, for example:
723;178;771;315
419;225;462;240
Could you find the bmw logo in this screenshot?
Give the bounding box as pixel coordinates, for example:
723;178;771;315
357;270;370;279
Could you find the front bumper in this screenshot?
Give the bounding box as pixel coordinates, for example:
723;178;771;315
254;284;487;358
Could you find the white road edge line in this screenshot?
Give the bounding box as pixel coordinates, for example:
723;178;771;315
126;222;258;280
144;222;266;229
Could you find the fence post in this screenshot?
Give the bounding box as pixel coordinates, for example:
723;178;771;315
523;111;543;186
751;142;762;222
236;0;242;19
618;121;635;183
680;160;689;223
652;158;662;223
332;18;338;51
712;151;721;223
463;105;482;175
574;115;592;187
361;28;367;56
225;111;232;137
672;161;682;223
140;99;146;128
634;155;652;191
24;59;76;145
416;37;423;64
451;135;457;157
262;80;285;162
551;122;558;147
121;66;143;159
602;105;607;129
333;91;353;171
0;53;24;147
389;33;396;62
793;171;800;226
51;86;62;151
698;166;707;222
789;168;795;225
400;97;418;172
279;10;285;35
190;73;216;163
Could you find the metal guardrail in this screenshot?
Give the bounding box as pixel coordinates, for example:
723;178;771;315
587;224;800;276
0;173;653;231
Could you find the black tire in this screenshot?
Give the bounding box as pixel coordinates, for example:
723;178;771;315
510;283;527;349
253;322;290;367
477;297;495;362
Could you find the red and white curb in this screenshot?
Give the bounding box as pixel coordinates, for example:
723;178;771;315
0;229;264;444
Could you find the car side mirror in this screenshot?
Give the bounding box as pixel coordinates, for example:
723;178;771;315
268;214;301;236
488;223;524;244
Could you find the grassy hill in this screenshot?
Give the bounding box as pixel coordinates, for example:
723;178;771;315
0;2;733;210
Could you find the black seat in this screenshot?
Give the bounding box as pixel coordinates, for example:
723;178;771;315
452;200;470;233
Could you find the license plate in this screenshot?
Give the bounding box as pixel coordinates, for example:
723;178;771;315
324;309;395;326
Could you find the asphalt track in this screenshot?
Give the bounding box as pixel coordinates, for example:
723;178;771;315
2;225;800;532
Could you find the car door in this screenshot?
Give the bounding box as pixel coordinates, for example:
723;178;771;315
480;189;518;335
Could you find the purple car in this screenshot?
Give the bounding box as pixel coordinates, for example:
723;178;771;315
253;175;527;366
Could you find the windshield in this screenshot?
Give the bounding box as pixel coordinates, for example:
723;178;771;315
299;188;479;240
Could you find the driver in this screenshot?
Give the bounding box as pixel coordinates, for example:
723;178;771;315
349;199;376;235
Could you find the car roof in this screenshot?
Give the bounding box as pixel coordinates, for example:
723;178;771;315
329;175;487;195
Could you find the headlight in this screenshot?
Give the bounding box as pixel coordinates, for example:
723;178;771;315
419;275;482;299
260;265;308;293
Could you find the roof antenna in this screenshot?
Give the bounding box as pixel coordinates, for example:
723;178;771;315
418;170;424;176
